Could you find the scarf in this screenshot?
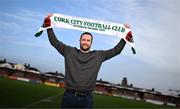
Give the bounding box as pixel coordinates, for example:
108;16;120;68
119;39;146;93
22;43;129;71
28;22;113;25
35;13;136;54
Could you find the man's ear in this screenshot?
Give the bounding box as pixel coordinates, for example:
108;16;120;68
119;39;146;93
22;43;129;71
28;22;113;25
90;40;93;46
79;36;82;42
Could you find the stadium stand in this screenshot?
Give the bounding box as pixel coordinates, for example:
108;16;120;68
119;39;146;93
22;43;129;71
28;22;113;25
0;59;179;107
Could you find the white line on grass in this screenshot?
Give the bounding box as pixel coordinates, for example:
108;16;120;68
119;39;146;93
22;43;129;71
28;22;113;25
22;92;63;108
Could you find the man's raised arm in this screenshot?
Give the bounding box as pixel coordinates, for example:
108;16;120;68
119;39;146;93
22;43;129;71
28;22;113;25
43;14;69;56
101;38;126;61
47;28;67;55
101;24;133;61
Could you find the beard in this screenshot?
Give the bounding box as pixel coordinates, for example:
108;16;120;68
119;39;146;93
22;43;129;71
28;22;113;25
80;44;90;52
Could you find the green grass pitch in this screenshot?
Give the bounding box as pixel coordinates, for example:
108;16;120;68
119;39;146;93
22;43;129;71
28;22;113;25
0;77;172;108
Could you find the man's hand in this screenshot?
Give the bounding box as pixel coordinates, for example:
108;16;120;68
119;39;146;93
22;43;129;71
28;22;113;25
124;24;133;42
124;24;131;29
125;31;133;42
43;14;53;28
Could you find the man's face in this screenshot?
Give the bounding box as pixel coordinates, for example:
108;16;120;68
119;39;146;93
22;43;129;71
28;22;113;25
80;34;92;52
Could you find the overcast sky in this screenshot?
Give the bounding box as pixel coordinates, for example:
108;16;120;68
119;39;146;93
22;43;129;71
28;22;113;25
0;0;180;94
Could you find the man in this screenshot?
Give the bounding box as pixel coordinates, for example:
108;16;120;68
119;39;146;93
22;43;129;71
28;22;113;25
43;14;132;108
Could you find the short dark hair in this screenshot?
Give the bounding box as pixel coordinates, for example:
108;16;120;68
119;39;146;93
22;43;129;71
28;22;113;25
80;32;93;42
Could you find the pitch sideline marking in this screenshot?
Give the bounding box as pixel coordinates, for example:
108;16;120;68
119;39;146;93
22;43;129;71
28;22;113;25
22;92;63;108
